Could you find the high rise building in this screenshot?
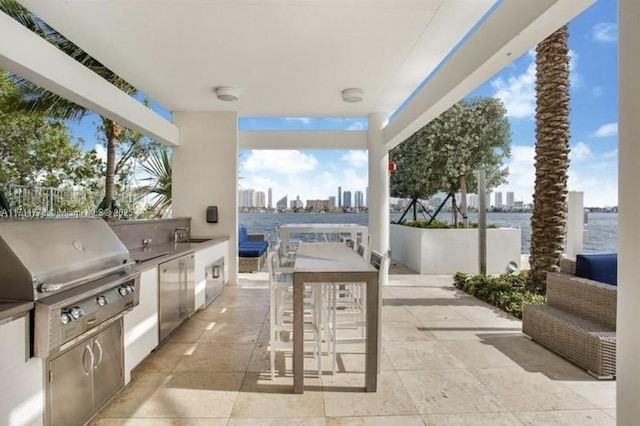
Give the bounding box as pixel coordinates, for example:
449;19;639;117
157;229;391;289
467;194;478;209
267;188;273;209
354;190;364;209
276;195;288;210
506;191;515;208
291;195;303;209
343;191;352;208
338;186;342;208
255;191;266;208
328;196;336;209
306;199;329;210
494;191;503;208
238;189;255;208
366;186;369;207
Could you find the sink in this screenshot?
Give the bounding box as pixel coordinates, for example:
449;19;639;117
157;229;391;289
188;238;212;243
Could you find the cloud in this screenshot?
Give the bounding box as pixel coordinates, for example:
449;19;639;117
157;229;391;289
93;144;107;162
493;144;618;206
570;142;592;162
494;145;536;204
590;22;618;43
491;55;536;119
242;150;318;174
347;121;365;131
592;122;618;138
341;150;368;168
603;149;618;158
568;50;582;88
282;117;311;124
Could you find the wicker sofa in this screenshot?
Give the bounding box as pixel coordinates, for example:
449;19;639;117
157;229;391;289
522;257;617;379
238;226;269;273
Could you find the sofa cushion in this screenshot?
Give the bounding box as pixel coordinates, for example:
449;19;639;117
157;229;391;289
238;226;249;245
575;253;617;286
239;246;265;257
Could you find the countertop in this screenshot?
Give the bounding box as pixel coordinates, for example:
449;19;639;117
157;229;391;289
131;236;229;270
0;300;34;324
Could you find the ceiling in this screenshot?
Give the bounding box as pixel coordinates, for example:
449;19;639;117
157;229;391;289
18;0;495;117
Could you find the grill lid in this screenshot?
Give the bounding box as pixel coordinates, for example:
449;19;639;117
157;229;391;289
0;218;132;300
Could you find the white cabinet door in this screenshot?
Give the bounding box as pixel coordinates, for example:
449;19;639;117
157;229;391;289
0;315;44;426
123;267;158;383
194;241;229;311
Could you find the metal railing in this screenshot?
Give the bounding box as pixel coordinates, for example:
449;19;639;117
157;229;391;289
1;184;135;219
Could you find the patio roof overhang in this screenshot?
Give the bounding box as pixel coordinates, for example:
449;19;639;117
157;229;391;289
3;0;594;150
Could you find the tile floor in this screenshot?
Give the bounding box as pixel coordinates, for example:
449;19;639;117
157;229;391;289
93;262;616;425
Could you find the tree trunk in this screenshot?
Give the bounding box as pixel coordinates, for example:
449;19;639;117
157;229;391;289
103;118;123;219
451;195;458;227
527;25;571;292
413;198;417;221
460;175;468;228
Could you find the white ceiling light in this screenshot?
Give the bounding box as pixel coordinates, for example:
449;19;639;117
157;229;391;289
341;88;364;103
214;86;239;102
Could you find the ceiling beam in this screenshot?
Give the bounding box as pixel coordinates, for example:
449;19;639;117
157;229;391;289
384;0;595;150
0;11;179;146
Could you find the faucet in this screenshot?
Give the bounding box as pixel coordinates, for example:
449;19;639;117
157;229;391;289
174;227;189;243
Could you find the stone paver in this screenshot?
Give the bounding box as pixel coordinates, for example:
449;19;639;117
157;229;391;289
93;262;616;424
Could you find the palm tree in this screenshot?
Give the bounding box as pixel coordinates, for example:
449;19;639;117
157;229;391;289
137;147;172;217
0;0;138;218
527;25;571;292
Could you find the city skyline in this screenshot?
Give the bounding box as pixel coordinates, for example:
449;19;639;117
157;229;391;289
239;185;538;211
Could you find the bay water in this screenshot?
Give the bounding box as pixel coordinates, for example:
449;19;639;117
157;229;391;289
239;212;618;254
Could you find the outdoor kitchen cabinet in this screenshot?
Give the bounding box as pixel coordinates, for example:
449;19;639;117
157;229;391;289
159;253;195;342
47;320;123;426
123;266;159;383
0;313;44;426
194;240;229;310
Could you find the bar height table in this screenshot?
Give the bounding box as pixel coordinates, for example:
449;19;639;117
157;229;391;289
292;242;379;393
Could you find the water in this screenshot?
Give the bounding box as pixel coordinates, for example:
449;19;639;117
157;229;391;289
239;212;618;254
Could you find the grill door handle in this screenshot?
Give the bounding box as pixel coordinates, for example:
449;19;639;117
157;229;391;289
81;344;94;375
93;340;103;369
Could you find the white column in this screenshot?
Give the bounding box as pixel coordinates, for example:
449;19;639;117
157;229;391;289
367;112;390;277
172;112;239;285
566;191;584;259
618;0;640;422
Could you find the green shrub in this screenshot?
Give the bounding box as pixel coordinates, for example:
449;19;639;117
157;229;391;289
452;270;544;319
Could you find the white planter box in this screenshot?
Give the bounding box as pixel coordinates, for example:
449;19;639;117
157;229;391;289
390;224;521;275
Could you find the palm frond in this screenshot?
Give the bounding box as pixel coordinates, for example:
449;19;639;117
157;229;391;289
137;147;172;217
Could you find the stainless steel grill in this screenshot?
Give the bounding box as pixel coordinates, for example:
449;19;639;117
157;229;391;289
0;218;140;357
0;218;141;425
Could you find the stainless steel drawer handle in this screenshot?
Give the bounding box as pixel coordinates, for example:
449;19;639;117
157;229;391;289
93;340;103;369
82;344;94;375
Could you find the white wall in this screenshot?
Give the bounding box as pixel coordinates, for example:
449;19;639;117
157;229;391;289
0;316;44;426
390;225;521;274
172;112;238;284
618;0;639;421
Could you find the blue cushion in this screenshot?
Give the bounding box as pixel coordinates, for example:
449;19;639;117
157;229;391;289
239;247;264;257
238;226;249;245
575;253;617;286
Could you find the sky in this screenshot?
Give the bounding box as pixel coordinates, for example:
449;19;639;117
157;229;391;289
70;0;619;208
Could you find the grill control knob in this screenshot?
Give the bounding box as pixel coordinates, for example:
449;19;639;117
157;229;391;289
118;286;129;297
96;296;107;307
60;312;71;325
126;284;134;293
70;307;84;320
